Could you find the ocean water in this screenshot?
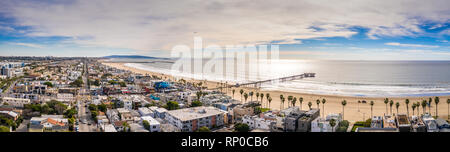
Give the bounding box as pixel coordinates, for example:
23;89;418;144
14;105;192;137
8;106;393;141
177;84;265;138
111;58;450;97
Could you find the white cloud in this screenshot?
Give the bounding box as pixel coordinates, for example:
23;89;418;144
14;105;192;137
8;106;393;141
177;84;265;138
0;0;448;53
384;42;439;48
8;42;45;48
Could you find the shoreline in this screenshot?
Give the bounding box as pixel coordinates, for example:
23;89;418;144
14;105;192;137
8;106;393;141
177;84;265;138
101;61;450;122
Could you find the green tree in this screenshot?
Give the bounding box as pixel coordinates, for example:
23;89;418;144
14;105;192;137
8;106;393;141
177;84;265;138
405;99;410;116
119;81;127;87
299;97;303;110
287;95;293;107
428;97;432;114
249;91;254;101
165;101;179;110
260;93;264;107
395;102;400;114
412;104;416;116
447;99;450;119
143;120;150;131
384;98;389;114
243;93;248;103
265;93;270;108
389;100;394;115
232;89;235;99
0;126;9;132
267;97;272;109
256;92;260;103
316;99;320;110
421;100;427;115
434;96;439;117
239;89;244;102
196;91;203;100
292;97;297;107
43;81;53;87
191;100;203;107
98;104;107;113
322;99;326;117
234;123;249;132
279;95;284;109
370;101;374;118
308;102;312;110
329;119;336;132
198;126;211;132
341;100;347;120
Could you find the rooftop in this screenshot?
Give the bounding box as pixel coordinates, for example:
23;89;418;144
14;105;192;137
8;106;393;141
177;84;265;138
166;106;226;121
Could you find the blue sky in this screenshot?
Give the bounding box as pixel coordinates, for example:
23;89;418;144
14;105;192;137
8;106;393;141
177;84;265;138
0;0;449;60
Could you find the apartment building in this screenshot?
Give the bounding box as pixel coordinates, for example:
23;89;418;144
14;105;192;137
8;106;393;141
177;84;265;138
165;106;227;132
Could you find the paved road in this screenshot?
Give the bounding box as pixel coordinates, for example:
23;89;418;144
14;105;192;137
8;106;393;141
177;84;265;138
15;119;30;132
77;60;98;132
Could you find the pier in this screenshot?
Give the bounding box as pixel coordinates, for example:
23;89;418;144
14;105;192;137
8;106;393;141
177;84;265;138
213;73;316;89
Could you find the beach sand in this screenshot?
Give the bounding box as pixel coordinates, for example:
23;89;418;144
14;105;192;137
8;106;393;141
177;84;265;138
101;62;450;123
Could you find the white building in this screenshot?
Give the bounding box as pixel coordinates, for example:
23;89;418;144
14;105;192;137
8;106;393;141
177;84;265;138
242;114;277;131
1;97;30;108
165;106;227;132
138;107;154;117
141;116;161;132
56;93;74;102
311;114;342;132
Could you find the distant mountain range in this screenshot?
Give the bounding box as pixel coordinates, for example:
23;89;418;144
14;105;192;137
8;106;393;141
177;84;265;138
103;55;169;59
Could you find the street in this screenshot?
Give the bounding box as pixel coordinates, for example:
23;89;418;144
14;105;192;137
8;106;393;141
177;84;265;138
76;60;97;132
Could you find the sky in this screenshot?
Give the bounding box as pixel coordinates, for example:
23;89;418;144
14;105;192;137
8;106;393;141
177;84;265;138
0;0;449;60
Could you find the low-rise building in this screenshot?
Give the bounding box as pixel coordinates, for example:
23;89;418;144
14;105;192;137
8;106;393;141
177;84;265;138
141;116;161;132
1;97;30;108
165;106;227;132
29;115;69;132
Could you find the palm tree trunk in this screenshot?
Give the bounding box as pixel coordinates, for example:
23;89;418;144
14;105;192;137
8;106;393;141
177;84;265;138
436;105;438;118
342;107;345;120
371;106;373;118
323;104;325;117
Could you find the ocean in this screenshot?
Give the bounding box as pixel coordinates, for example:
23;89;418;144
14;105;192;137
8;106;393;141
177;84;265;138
109;58;450;97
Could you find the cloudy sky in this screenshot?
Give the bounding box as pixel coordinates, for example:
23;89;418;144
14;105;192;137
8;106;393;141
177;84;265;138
0;0;449;60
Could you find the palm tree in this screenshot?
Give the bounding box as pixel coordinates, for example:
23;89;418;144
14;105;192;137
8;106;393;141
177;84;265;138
358;100;361;112
279;95;284;109
308;102;312;110
405;99;410;116
232;89;235;99
322;99;326;117
260;93;264;107
434;96;439;117
421;100;427;115
266;93;270;108
239;89;244;101
447;99;450;119
299;97;303;110
341;100;347;120
292;97;297;107
243;93;248;103
316;99;320;109
412;104;416;116
280;97;285;110
329;119;336;132
370;101;374;118
268;97;272;109
384;98;389;114
395;102;400;115
287;96;293;107
417;102;421;114
256;92;260;103
389;100;394;115
249;91;254;102
428;97;432;113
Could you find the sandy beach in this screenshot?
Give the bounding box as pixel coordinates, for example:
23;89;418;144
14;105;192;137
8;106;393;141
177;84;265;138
101;62;450;123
